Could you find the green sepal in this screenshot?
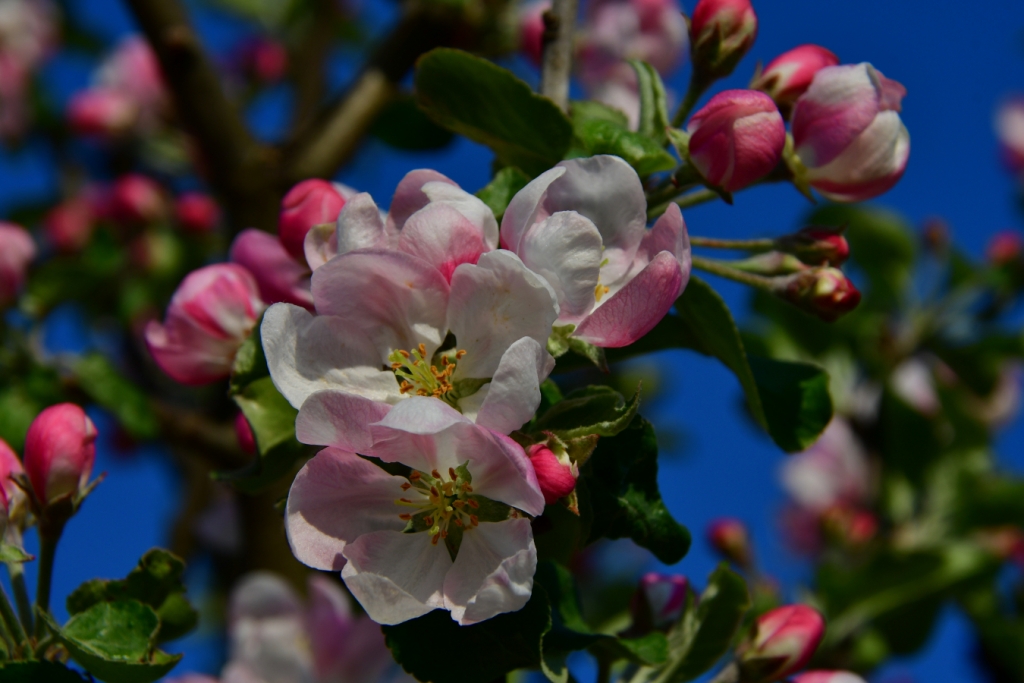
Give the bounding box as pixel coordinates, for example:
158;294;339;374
532;385;640;440
477;166;531;221
0;542;32;563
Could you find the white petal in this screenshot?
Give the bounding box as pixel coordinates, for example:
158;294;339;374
304;222;337;271
336;192;388;256
518;211;602;324
228;574;311;683
443;518;537;625
368;397;469;475
472;337;555;434
342;530;451;625
295;390;393;451
451;425;545;516
421;181;500;248
500;166;566;252
447;250;559;380
261;303;400;409
285;448;408;571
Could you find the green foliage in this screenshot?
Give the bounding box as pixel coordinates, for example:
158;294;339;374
415;49;573;176
629;60;671;145
73;354;159;440
476;166;531;221
570;114;676;177
0;661;89;682
748;356;833;453
371;95;455;150
531;385;640;440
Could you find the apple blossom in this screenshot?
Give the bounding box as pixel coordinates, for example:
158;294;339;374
791;63;910;202
751;45;839;116
738;604;825;682
781;418;870;515
286;397;545;625
775;226;850;266
67;89;138;136
631;573;688;630
230;229;314;310
108;174;167;226
0;439;25;522
43;197;94;253
890;357;940;416
996;98;1024;175
792;672;867;683
527;443;578;504
0;222;34;306
0;0;57;137
175;192;221;233
279;179;349;262
687;90;786;192
988;230;1023;266
501;155;690;347
23;403;97;505
707;517;751;566
689;0;757;80
145;264;265;385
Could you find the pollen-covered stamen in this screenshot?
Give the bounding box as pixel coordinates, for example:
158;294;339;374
594;282;611;302
394;466;479;545
387;344;468;405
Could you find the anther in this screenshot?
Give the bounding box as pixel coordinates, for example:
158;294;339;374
401;482;411;491
418;343;427;357
399;513;412;520
410;471;421;481
399;350;410;358
468;499;480;509
470;515;479;526
448;467;457;480
431;469;441;479
456;350;467;359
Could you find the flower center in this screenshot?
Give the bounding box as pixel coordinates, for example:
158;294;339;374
388;343;467;405
396;467;479;546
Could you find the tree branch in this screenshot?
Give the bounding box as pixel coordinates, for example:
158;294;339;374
151;400;251;471
539;0;579;111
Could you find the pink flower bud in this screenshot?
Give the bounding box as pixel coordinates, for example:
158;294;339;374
240;38;289;83
43;198;94;253
739;605;825;682
631;573;688;629
996;98;1024;175
527;444;578;505
175;192;220;234
235;412;256;455
821;507;876;547
750;45;839;116
279;180;348;262
774;267;861;322
792;672;867;683
145;264;264;385
67;88;139;136
0;439;24;513
519;1;550;66
23;404;97;505
687;89;785;192
108;174;167;226
229;229;314;309
0;222;35;307
987;231;1023;266
689;0;757;79
792;63;909;202
707;517;751;566
775;226;850;266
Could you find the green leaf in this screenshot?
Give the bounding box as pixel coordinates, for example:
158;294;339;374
476;166;531;221
229;316;271;393
41;601;183;683
570;100;630;128
656;564;750;683
73;354;159;440
629;60;670;145
748;356;833;452
66;549;198;645
415;48;573;176
371;95;455;150
532;385;640;440
0;542;33;563
571;119;676;177
0;661;89;682
581;416;690;563
383;588;552;683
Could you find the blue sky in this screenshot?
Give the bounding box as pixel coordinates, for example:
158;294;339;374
4;0;1024;680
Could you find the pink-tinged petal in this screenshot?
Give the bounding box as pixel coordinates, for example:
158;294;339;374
295;390;392;451
792;672;867;683
398;203;487;282
420;181;500;249
443;518;537;625
230;229;313;310
341;530;451;624
311;250;449;359
447;250;559;380
336;192;388;256
781;417;870;512
791;63;883;168
261;303;399;409
285;448;408;571
500;166;566;252
518;211;603;324
806;111;910;202
574;251;683;347
229;572;302;623
639;203;690;271
751;45;839;111
454;426;545;516
303;221;337;271
470;337;555;435
227;573;311;683
387;169;458;233
221;663;271;683
165;675;221;683
0;222;35;306
279;179;348;262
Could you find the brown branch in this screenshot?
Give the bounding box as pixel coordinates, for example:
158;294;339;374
151;400;251;471
290;0;341;131
539;0;578;111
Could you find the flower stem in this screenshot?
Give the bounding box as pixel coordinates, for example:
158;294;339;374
647;188;720;219
33;531;60;639
7;563;32;635
539;0;579;111
671;72;713;128
691;255;776;290
0;582;29;657
690;236;776;251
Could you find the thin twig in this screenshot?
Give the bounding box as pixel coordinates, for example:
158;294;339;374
647;187;719;219
539;0;579;111
689;236;775;251
691;255;776;290
151;401;251;471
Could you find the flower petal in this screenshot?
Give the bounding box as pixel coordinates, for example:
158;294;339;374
638;203;690;268
387;169;458;232
227;573;311;683
469;337;555;435
806;111;910;202
285;448;407;571
230;229;314;310
792;63;882;168
342;530;451;625
336;192;388;256
421;181;500;248
518;211;603;324
398;203;487;282
311;249;450;359
500;166;565;252
303;221;337;271
443;518;537;625
574;250;683;347
261;303;399;409
295;390;393;451
448;250;559;380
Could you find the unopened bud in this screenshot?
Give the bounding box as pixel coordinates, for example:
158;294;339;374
527;443;578;505
689;0;758;81
239;38;288;83
707;517;752;566
175;192;220;234
235;413;256;456
108;174;167;226
774;267;861;322
279;180;348;262
0;439;24;515
792;672;867;683
987;231;1023;267
738;604;825;682
630;573;688;632
774;226;849;266
24;404;97;506
0;222;35;307
44;198;94;253
750;45;838;118
67;88;138;137
731;252;807;276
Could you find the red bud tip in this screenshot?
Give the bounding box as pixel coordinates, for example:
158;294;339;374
775;267;861;322
527;444;577;505
24;404;98;506
707;517;752;565
235;413;257;456
987;231;1023;267
739;604;826;682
